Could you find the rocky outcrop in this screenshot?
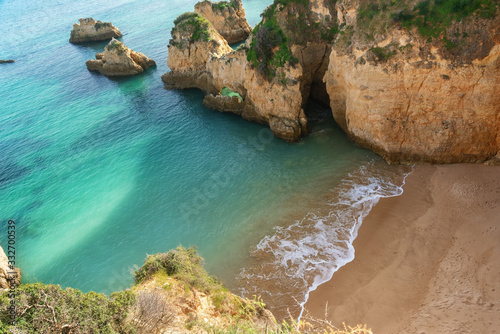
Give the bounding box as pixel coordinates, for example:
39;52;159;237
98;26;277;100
326;43;500;164
86;38;155;77
0;59;15;64
0;246;21;293
164;0;500;162
194;0;252;44
202;94;245;114
323;0;500;164
162;12;232;92
69;18;122;44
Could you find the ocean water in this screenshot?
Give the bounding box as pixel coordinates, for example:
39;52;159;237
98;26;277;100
0;0;410;319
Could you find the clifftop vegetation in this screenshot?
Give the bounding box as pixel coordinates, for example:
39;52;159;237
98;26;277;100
172;12;212;43
0;247;373;333
247;0;339;80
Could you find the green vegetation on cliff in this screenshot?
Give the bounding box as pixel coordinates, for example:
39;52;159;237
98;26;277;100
359;0;498;36
247;15;296;79
246;0;340;80
0;247;373;333
106;39;127;55
0;284;135;333
208;0;239;12
172;12;212;42
134;246;223;294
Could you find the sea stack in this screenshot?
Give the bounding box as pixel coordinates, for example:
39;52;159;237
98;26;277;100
86;38;156;77
69;18;122;43
162;12;232;92
194;0;252;44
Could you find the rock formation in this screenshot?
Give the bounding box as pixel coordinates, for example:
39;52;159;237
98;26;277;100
162;12;232;91
69;18;122;44
86;38;156;77
0;246;21;293
164;0;500;163
194;0;252;44
0;59;15;64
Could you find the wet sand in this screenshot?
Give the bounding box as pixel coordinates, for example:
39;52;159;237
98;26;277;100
305;164;500;333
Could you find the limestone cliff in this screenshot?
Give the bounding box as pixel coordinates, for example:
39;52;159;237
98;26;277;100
69;18;122;44
0;246;21;293
164;0;500;163
162;12;233;92
324;0;500;164
194;0;252;44
86;38;156;77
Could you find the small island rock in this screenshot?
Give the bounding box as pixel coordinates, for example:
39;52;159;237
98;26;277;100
70;18;122;44
86;38;156;77
0;59;15;64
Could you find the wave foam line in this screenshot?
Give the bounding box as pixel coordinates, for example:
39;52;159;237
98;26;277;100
238;161;413;321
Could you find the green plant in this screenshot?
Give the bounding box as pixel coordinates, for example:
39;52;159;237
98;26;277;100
106;39;127;55
134;246;223;294
0;283;135;333
247;7;296;79
210;0;239;11
94;21;112;30
172;12;212;42
370;46;397;61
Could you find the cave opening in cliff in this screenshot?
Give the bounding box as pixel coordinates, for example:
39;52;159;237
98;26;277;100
303;69;338;137
304;97;336;136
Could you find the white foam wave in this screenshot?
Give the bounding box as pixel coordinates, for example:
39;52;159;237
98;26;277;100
237;161;413;320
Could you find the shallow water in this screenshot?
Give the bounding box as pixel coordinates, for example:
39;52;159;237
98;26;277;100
0;0;409;319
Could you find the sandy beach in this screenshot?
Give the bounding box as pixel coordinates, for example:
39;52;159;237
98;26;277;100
305;164;500;333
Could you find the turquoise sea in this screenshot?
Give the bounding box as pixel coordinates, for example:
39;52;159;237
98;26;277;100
0;0;410;318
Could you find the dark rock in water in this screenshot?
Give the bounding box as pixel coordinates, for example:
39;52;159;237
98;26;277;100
0;60;15;64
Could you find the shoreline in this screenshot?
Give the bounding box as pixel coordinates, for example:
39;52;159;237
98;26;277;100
304;164;500;333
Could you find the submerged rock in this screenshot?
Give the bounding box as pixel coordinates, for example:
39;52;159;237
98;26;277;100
194;0;252;44
69;18;122;44
0;59;15;64
86;38;156;77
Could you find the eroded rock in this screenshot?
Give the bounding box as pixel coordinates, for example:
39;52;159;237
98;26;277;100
86;38;155;77
69;18;122;44
194;0;252;44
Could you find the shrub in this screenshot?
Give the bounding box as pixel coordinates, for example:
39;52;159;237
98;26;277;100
94;21;112;30
131;289;174;333
247;11;295;79
0;283;135;333
211;0;239;12
173;12;212;42
134;246;223;294
106;39;126;55
370;46;397;61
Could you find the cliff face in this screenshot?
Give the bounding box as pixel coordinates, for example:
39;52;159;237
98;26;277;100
69;18;122;44
165;0;500;163
162;12;232;92
194;0;252;44
0;246;21;293
326;43;500;164
325;0;500;164
86;38;156;77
